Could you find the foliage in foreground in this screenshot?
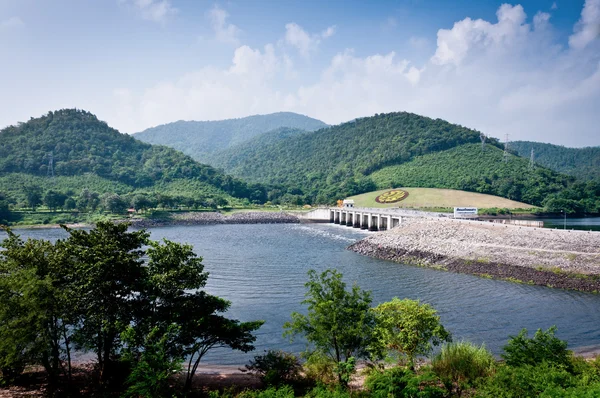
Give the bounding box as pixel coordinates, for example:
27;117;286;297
0;221;263;393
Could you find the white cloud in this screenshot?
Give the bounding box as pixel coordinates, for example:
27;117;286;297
0;16;24;30
207;5;241;45
284;23;336;57
113;3;600;147
569;0;600;49
120;0;177;24
321;25;336;38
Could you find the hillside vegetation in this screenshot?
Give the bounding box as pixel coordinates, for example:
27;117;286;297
0;109;268;209
134;112;327;162
511;141;600;181
211;112;499;203
370;143;571;207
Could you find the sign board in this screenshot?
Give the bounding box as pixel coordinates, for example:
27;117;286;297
454;207;478;218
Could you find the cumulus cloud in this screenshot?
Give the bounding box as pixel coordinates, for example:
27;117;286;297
569;0;600;49
207;5;241;44
284;22;336;57
114;3;600;147
0;16;24;30
120;0;177;23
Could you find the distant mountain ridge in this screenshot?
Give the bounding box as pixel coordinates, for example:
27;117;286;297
134;112;328;162
511;141;600;181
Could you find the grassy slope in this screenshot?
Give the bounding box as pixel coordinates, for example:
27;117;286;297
348;187;535;209
368;143;570;206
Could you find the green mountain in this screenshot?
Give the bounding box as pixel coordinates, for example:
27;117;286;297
511;141;600;181
134;112;328;162
210;112;502;201
0;109;267;206
208;112;599;212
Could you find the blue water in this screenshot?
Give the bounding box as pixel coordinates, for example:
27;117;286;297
2;223;600;365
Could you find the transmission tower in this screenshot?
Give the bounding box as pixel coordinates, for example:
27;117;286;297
480;133;486;152
529;148;535;169
47;151;55;180
503;134;510;163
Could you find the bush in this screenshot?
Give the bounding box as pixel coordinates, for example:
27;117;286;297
476;362;575;398
432;341;495;397
502;326;572;370
365;367;410;398
245;350;302;387
303;352;337;385
365;367;445;398
236;385;295;398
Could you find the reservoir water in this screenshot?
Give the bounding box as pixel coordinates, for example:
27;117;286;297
2;223;600;365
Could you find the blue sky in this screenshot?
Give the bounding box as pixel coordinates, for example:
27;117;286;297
0;0;598;146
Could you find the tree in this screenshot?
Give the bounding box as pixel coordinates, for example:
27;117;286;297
284;269;375;385
502;326;572;370
23;185;42;211
103;193;128;214
0;193;10;224
140;239;263;391
0;228;76;388
371;298;451;368
64;222;149;384
43;190;67;212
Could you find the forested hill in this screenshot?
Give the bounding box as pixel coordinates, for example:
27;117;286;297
0;109;267;203
210;112;503;202
134;112;328;162
511;141;600;181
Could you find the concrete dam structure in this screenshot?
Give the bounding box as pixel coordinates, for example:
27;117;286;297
295;207;448;231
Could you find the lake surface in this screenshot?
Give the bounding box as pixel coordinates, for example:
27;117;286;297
541;216;600;231
2;223;600;365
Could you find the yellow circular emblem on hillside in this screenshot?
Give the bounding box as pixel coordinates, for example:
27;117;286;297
375;190;409;204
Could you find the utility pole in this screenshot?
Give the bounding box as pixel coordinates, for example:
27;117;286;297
47;151;55;181
529;148;535;169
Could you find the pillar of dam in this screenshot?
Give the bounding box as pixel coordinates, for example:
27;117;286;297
346;212;354;227
354;212;361;228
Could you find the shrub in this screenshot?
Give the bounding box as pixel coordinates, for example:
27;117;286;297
303;352;337;385
245;350;302;387
431;342;495;397
476;362;575;398
501;326;572;370
236;385;295;398
365;367;410;398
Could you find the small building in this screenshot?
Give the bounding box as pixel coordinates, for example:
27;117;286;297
343;199;355;208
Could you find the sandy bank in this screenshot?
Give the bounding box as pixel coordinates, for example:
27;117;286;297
349;218;600;292
128;211;300;228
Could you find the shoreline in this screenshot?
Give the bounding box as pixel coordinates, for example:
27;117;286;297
348;217;600;293
5;211;301;230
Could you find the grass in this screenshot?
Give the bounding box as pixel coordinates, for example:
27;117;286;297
347;187;536;209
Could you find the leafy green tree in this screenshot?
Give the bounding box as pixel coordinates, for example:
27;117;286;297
76;189;100;212
502;326;572;370
140;239;264;391
284;269;375;386
103;193;128;214
0;229;76;387
23;185;42;211
43;190;67;212
0;193;10;224
63;197;76;211
371;298;451;368
131;194;154;212
64;222;149;384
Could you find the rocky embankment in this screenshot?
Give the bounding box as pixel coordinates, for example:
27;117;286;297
349;218;600;292
128;211;300;228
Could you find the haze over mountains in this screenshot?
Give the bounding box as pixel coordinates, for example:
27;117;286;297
134;112;327;163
